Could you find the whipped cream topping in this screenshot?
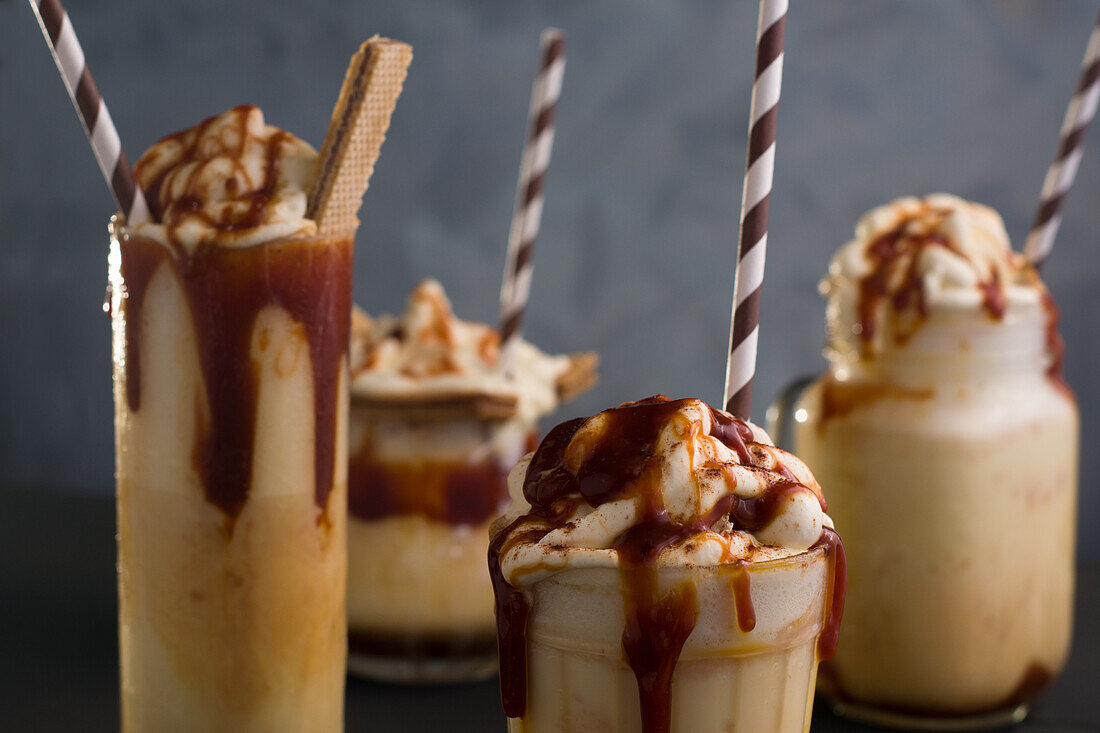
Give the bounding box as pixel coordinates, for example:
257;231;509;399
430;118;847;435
823;194;1044;352
132;105;319;250
350;280;579;423
494;396;833;587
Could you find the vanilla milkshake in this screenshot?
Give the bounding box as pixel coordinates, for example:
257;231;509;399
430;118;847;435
788;195;1078;727
490;395;846;733
346;280;596;682
111;106;349;731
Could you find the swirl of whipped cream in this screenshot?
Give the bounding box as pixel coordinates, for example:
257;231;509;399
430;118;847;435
350;280;592;423
822;194;1044;352
495;396;833;587
131;105;318;250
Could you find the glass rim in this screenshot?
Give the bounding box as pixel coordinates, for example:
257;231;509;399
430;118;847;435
510;540;831;589
109;212;355;249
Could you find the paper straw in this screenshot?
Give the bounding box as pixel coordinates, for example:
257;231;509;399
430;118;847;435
724;0;787;417
498;29;566;376
27;0;150;224
1024;10;1100;268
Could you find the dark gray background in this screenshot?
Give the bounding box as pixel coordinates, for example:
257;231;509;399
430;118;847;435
2;1;1097;557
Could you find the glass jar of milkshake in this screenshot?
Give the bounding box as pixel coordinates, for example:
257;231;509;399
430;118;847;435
780;195;1078;728
490;396;847;732
111;107;350;732
346;280;597;682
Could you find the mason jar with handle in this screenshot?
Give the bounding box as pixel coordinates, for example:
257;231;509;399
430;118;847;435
770;194;1078;729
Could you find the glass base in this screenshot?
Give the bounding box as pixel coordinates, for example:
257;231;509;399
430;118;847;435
346;630;498;684
828;698;1029;731
347;649;497;684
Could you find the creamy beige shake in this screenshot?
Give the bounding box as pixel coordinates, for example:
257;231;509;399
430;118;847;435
346;280;596;682
111;106;350;732
490;395;846;733
790;195;1078;727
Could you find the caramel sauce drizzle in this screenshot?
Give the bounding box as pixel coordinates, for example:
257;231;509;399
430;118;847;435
137;105;292;241
348;431;537;526
117;108;352;527
1041;291;1070;392
853;213;1068;393
118;234;352;526
856;219;1006;346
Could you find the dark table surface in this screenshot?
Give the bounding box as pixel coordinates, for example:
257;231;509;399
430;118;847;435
1;487;1097;732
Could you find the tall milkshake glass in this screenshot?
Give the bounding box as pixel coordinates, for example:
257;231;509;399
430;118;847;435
110;106;351;732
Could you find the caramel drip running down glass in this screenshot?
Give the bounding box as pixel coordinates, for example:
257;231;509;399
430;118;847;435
490;396;846;733
778;195;1078;729
110;106;350;732
345;280;596;682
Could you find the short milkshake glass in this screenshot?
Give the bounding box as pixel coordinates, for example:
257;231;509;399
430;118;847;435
110;107;349;732
346;408;535;681
345;280;596;682
490;396;846;733
776;195;1078;729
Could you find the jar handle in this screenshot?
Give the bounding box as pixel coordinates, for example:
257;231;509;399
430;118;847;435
765;375;817;451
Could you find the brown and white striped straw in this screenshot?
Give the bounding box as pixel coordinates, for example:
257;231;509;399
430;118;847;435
27;0;150;224
498;29;566;376
1024;9;1100;269
724;0;787;418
